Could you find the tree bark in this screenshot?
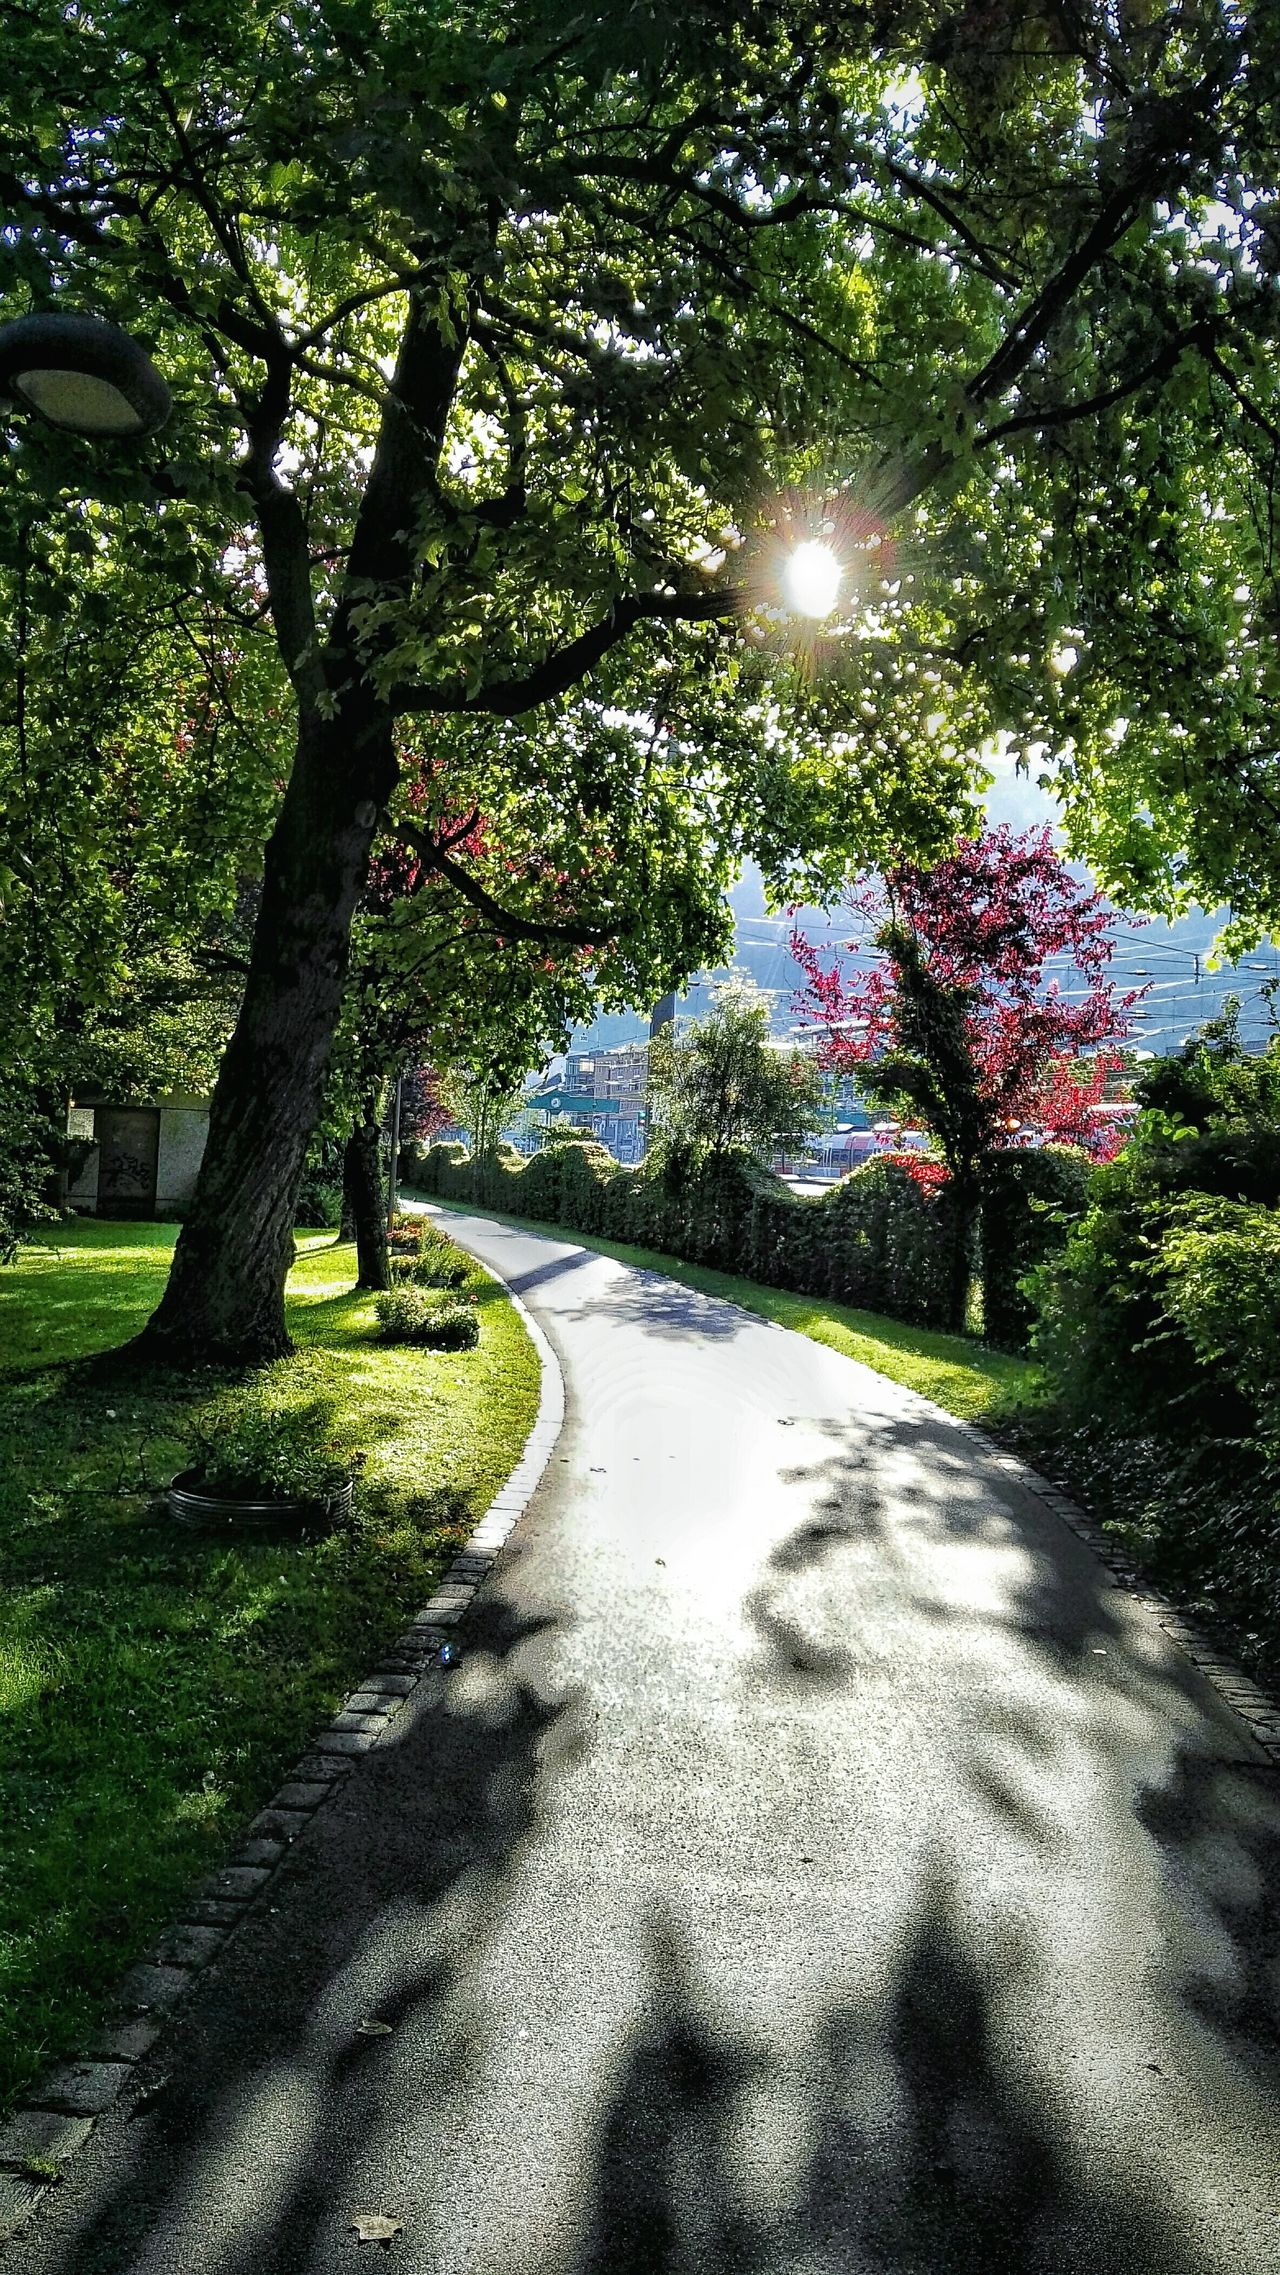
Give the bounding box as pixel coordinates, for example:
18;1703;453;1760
345;1115;390;1290
128;272;475;1367
134;696;397;1363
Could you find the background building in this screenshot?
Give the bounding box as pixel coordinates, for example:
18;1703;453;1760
66;1096;210;1219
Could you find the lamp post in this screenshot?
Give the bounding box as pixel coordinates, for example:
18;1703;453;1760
2;312;172;1219
386;1073;403;1235
0;312;171;439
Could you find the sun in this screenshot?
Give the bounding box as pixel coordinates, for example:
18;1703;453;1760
782;539;843;620
734;473;916;675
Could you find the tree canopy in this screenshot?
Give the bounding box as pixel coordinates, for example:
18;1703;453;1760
0;522;273;1232
11;3;1280;921
6;0;1280;1352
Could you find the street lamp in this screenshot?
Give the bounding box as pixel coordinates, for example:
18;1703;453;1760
0;312;171;439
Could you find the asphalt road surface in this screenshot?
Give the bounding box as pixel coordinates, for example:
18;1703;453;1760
12;1211;1280;2275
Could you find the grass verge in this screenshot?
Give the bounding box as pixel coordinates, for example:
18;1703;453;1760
414;1191;1031;1423
0;1222;539;2116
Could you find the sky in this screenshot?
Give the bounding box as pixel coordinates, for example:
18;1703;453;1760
566;754;1280;1061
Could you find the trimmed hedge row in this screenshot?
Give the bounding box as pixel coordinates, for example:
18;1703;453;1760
404;1135;1094;1348
406;1138;979;1331
979;1146;1095;1349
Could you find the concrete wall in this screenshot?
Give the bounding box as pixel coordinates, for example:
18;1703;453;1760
156;1106;209;1213
66;1104;99;1208
66;1099;210;1217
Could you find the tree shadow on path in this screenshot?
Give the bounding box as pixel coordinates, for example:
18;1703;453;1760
26;1580;582;2275
14;1387;1279;2275
572;1887;1213;2275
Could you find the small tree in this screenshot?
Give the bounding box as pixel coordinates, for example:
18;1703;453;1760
437;1067;531;1160
647;981;823;1172
792;826;1139;1323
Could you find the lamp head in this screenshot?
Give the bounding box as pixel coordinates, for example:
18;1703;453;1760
0;312;171;438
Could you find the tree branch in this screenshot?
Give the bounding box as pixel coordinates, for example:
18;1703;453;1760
973;323;1212;450
391;586;739;716
963;179;1150;415
192;945;252;976
344;280;474;594
392;817;622;946
238;359;323;705
152;73;281;343
1204;345;1280;452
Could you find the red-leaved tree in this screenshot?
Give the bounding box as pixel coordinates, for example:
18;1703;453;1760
793;826;1140;1152
792;827;1142;1323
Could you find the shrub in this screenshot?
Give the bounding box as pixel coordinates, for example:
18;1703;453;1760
1135;1122;1280;1208
1158;1196;1280;1438
0;1080;60;1260
294;1176;343;1229
806;1158;961;1325
1025;1116;1280;1674
374;1285;480;1348
191;1362;352;1500
408;1141;468;1190
294;1136;345;1228
1028;1100;1280;1434
979;1146;1093;1350
1028;1159;1173;1431
396;1222;483;1291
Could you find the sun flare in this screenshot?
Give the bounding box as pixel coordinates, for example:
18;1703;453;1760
782;540;843;619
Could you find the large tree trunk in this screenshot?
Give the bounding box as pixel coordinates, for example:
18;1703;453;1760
131;277;472;1367
135;699;396;1364
345;1114;390;1290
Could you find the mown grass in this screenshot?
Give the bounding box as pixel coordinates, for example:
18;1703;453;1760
416;1193;1031;1422
0;1223;538;2116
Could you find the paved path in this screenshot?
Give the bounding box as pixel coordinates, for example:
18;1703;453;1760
11;1213;1280;2275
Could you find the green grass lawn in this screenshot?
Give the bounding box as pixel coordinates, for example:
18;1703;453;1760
0;1222;539;2117
416;1192;1032;1422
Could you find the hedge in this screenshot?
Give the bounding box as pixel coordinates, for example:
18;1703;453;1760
978;1146;1094;1350
403;1137;967;1331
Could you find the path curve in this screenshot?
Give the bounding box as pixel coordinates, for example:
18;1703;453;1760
8;1211;1279;2275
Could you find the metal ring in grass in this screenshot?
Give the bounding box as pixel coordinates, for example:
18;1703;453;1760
167;1471;354;1537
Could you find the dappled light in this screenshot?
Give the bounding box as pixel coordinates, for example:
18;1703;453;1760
7;0;1280;2258
0;1224;537;2116
8;1216;1276;2275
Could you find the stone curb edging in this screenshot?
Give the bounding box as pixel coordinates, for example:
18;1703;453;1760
890;1386;1280;1770
0;1252;565;2252
967;1425;1280;1765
